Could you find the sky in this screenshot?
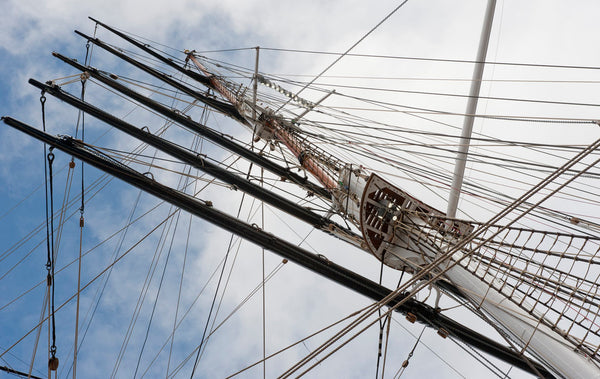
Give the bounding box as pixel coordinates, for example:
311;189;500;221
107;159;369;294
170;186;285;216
1;1;600;378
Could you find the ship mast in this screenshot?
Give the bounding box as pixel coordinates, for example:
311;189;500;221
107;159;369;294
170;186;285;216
180;19;600;379
5;16;600;377
446;0;496;219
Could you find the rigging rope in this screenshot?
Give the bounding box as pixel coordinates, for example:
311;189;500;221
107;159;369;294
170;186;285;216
169;259;287;378
47;149;58;374
167;120;205;375
73;36;92;378
133;207;183;379
111;152;172;378
2;159;220;372
375;253;386;379
393;326;425;378
226;306;372;378
275;0;409;112
40;92;59;374
379;312;392;379
259;47;600;71
0;205;184;364
189;166;258;377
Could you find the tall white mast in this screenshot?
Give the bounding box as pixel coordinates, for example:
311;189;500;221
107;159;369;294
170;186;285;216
446;0;497;219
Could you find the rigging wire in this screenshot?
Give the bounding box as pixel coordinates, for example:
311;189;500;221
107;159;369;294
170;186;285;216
393;326;425;378
324;86;597;124
300;102;600;177
132;205;183;378
134;84;201;379
287;78;600;108
139;242;236;376
40;91;60;375
255;68;597;124
274;0;410;112
110;133;185;377
189;190;250;378
259;47;600;71
73;34;93;378
189;146;273;374
192;259;287;359
170;258;287;378
225;305;374;378
139;171;250;378
260;73;600;84
167;105;207;376
0;203;185;364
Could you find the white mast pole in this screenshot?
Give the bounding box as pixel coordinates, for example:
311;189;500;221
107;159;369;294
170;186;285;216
447;0;496;219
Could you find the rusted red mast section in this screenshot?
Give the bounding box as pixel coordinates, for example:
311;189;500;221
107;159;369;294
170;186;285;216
186;53;338;191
